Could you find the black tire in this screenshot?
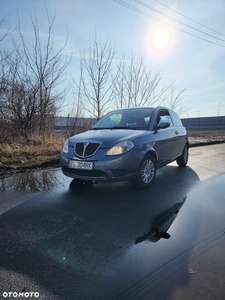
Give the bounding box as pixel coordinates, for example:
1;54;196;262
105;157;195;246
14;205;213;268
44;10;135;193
83;180;94;187
69;179;93;190
176;145;189;167
136;154;156;188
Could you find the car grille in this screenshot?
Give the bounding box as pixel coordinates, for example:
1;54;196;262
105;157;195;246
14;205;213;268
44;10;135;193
63;167;107;179
111;169;129;177
75;142;101;158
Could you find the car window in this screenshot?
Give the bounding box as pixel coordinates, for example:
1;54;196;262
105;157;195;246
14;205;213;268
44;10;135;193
156;110;173;127
92;108;153;130
107;113;123;126
144;116;150;124
92;113;123;128
169;110;183;126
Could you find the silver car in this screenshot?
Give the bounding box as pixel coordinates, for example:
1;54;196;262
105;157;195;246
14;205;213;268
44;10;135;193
60;106;189;188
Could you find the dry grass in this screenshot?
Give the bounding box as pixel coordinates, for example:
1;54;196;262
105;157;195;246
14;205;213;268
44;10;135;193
187;129;225;144
0;133;68;167
0;130;225;168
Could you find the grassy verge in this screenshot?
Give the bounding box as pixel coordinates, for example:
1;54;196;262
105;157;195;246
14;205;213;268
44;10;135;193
0;133;67;168
187;129;225;145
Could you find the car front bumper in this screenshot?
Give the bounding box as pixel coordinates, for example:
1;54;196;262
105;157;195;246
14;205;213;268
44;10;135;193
60;149;142;183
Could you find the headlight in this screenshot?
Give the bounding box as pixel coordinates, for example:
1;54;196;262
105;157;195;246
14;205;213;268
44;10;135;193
106;140;134;156
62;139;69;153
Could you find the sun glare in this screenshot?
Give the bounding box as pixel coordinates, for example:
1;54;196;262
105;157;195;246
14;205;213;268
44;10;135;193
151;25;171;52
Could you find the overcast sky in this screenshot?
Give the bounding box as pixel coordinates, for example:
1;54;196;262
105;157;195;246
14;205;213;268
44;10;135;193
1;0;225;117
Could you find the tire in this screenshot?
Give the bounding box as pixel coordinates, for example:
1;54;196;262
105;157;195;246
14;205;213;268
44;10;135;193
69;179;93;190
83;180;94;187
176;145;189;167
136;154;156;188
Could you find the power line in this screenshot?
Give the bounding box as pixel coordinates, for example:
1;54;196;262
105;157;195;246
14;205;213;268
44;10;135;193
154;0;225;37
134;0;225;42
113;0;225;48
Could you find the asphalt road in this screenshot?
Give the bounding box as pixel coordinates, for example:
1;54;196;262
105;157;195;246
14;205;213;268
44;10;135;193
0;144;225;300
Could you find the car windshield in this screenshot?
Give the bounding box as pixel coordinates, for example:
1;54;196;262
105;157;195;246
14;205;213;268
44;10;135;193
91;108;153;130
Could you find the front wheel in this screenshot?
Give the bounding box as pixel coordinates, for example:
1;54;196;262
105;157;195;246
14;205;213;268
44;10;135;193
176;145;189;167
69;179;93;190
136;154;156;188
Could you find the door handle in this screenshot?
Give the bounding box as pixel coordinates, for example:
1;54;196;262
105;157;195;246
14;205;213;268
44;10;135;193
175;131;179;135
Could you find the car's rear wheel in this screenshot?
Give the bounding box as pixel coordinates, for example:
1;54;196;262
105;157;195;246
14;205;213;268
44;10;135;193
136;154;156;188
176;145;189;167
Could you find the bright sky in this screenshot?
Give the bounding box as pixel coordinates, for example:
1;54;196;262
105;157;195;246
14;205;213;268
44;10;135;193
0;0;225;117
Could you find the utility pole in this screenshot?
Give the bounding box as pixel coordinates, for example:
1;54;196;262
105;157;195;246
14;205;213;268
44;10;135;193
218;102;222;116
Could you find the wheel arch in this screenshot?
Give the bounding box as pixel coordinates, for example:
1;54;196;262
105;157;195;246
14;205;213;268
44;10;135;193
145;149;157;162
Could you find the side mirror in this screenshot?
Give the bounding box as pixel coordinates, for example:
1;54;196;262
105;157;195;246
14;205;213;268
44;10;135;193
155;122;170;130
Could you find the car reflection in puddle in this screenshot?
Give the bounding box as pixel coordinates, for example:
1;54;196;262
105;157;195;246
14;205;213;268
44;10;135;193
0;169;64;191
135;199;186;244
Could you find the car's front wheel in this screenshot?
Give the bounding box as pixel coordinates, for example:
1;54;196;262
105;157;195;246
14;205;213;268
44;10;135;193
176;145;189;167
69;179;93;190
136;154;156;188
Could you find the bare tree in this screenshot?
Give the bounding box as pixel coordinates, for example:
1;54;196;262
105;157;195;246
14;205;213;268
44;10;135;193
0;14;15;67
113;55;172;108
0;14;13;43
0;52;40;141
163;85;189;116
113;55;189;115
79;35;118;119
76;37;187;119
112;55;128;109
68;76;84;135
15;8;71;141
114;56;176;108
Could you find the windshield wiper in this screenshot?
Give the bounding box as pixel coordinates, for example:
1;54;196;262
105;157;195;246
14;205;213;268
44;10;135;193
90;127;110;130
111;126;136;129
91;126;147;130
90;126;137;130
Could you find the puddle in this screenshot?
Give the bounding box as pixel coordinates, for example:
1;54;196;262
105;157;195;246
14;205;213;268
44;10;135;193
105;173;225;300
0;169;65;191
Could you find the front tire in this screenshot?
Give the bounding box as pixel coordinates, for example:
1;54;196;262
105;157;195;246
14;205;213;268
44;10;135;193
69;179;93;190
176;145;189;167
136;154;156;188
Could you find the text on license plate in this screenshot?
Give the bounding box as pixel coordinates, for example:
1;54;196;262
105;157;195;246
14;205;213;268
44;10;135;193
69;160;93;170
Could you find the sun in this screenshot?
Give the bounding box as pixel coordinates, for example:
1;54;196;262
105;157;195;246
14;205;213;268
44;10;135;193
151;25;171;52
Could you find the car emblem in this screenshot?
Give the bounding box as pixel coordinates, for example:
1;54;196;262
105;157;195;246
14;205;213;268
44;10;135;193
82;142;89;157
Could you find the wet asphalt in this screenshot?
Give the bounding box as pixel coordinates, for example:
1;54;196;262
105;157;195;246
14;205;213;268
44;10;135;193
0;144;225;300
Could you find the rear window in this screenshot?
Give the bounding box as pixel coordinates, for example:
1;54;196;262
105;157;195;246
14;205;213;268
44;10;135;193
170;110;183;126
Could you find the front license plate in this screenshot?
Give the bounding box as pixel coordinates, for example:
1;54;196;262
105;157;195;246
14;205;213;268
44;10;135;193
68;160;93;170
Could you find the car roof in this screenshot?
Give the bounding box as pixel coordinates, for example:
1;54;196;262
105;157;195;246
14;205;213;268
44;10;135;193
109;106;170;112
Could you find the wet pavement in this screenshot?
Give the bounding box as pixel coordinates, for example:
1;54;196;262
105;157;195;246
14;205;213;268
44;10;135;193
108;173;225;300
0;144;224;300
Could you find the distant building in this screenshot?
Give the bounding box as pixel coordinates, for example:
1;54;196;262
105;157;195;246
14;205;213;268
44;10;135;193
181;116;225;130
54;117;97;132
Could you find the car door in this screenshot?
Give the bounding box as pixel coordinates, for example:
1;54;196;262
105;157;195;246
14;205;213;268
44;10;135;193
154;109;179;165
169;109;187;156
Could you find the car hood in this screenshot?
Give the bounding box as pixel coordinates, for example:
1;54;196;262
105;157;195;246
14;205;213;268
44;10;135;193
69;129;146;148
